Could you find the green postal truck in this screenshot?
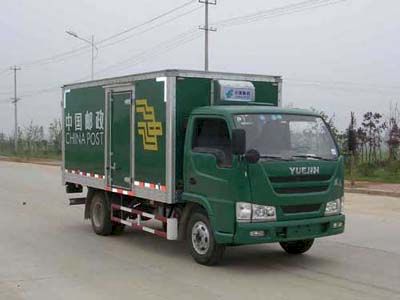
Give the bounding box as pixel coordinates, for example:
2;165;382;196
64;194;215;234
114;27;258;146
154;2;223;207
62;70;345;265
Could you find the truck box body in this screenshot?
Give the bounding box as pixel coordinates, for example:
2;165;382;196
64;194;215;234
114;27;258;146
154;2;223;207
62;70;282;204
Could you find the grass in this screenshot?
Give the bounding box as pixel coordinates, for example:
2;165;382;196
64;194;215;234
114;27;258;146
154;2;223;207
345;161;400;184
0;150;61;161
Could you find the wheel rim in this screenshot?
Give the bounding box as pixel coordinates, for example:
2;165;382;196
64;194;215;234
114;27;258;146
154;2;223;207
191;221;210;255
92;201;104;228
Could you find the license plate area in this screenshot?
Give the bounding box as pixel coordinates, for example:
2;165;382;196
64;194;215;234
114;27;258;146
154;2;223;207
286;223;326;238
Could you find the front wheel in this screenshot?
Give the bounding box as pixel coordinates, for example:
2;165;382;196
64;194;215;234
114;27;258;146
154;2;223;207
279;239;314;254
187;210;225;266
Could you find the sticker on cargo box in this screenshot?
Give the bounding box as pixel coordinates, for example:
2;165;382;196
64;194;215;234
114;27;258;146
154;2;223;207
136;99;163;151
65;110;105;146
222;87;254;102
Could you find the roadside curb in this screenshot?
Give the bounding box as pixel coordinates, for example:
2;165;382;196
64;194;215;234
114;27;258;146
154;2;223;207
345;187;400;198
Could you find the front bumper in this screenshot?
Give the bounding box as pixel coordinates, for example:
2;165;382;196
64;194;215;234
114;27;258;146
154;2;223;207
232;214;345;245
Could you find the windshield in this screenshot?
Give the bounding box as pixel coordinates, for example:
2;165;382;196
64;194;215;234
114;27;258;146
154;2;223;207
234;113;338;160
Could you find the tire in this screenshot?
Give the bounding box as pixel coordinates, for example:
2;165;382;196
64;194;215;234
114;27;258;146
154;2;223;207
187;209;225;266
90;192;113;236
279;239;314;254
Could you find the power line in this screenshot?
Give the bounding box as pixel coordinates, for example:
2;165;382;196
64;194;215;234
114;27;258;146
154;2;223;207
214;0;346;28
104;32;202;75
2;0;353;101
88;0;344;77
0;29;203;97
98;5;203;50
96;0;197;45
0;68;11;79
19;86;60;98
18;0;198;69
0;90;13;96
0;68;10;75
88;29;202;77
286;78;400;91
18;0;347;71
286;80;400;95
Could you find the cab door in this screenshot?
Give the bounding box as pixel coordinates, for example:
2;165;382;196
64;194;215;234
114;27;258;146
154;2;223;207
184;116;246;234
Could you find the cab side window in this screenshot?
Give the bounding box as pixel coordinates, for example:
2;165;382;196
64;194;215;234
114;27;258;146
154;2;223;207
192;118;232;167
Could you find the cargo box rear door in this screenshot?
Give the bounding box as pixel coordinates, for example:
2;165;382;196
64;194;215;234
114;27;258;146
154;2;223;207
109;90;133;189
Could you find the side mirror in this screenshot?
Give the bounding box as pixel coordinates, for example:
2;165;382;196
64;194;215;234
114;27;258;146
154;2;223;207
245;149;260;164
232;129;246;155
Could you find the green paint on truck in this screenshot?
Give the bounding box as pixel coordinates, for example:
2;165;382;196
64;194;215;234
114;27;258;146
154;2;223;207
64;86;105;175
62;70;345;266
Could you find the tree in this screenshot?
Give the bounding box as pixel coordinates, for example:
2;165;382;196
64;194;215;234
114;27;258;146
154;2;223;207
356;127;367;162
361;112;386;163
347;112;357;186
48;119;62;153
387;102;400;160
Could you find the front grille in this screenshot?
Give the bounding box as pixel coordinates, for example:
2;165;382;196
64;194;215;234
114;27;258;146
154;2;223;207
274;185;329;194
269;175;331;183
281;204;321;214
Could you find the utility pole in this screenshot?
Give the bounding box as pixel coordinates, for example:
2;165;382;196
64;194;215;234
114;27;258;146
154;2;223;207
199;0;217;72
10;66;21;153
91;35;95;80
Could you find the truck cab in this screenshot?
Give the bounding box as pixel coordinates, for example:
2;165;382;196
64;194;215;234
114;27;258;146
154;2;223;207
182;105;344;263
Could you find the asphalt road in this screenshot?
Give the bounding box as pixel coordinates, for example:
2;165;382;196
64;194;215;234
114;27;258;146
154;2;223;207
0;161;399;300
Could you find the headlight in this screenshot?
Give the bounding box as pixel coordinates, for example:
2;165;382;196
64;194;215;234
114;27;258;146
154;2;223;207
252;204;276;222
236;202;252;222
325;198;343;216
236;202;276;222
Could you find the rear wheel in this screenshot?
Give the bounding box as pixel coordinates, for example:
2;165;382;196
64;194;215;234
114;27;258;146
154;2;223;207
90;192;125;235
187;210;225;266
279;239;314;254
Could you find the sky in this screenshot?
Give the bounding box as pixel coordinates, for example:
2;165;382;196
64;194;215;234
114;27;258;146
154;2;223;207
0;0;399;135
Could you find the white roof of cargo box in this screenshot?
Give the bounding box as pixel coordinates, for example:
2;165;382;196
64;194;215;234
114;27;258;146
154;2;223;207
63;69;281;90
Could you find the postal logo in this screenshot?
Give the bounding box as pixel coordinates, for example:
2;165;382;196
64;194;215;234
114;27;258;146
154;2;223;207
136;99;163;151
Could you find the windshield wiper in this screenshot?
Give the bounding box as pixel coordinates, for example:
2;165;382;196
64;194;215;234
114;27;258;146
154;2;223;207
260;155;294;161
291;155;335;161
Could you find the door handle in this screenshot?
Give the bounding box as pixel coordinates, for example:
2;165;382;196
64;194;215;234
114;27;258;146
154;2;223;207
111;162;117;170
189;177;197;185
